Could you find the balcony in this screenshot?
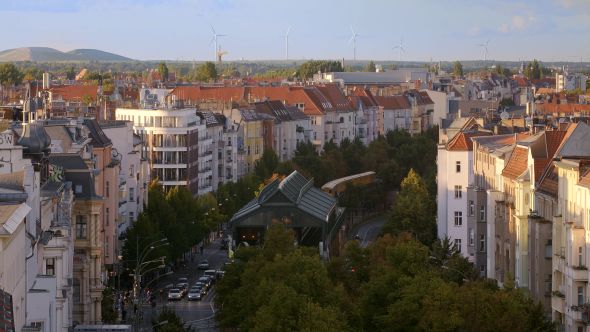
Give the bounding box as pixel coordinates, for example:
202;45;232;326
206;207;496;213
569;266;589;281
554;251;566;273
552;293;565;313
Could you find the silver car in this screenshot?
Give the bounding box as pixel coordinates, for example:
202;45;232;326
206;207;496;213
187;288;202;301
167;288;182;301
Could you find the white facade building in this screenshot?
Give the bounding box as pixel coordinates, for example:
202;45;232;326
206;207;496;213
101;120;149;234
437;123;490;258
115;107;202;194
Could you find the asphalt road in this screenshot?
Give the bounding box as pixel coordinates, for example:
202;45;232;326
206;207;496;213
351;214;388;248
140;236;229;331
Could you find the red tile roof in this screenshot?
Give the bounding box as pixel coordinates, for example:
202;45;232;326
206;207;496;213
49;85;99;102
579;168;590;188
502;146;529;180
537;164;558;197
535;103;590;115
170;86;246;102
374;95;410;110
447;131;492;151
316;84;353;112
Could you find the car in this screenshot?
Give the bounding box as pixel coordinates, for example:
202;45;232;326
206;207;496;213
198;260;210;270
176;282;189;295
354;234;361;240
167;288;183;301
187;288;203;301
216;269;226;279
198;276;212;289
178;277;188;284
204;269;218;282
193;281;207;292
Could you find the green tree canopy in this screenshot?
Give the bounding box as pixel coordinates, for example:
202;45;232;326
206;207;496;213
453;61;463;77
366;61;376;72
383;169;436;245
298;60;343;79
193;62;217;82
0;63;23;87
158;62;169;81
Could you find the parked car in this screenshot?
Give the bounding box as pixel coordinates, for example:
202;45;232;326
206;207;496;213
198;260;210;270
187;287;202;301
167;288;183;301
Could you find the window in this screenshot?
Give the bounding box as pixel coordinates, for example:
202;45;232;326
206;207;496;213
456;161;461;173
106;181;109;197
45;258;55;276
129;188;135;202
76;215;87;239
129;212;134;224
479;234;486;252
129;165;135;178
454;239;462;253
105;238;109;257
454;185;462;198
469;201;474;216
578;286;584;305
479;206;485;221
454;211;463;226
579;246;583;267
75;185;82;194
106;208;109;226
469;228;474;246
73;278;81;304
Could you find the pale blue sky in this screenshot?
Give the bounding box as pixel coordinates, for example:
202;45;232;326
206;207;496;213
1;0;589;61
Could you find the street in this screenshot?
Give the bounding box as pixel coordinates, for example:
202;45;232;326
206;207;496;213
139;236;229;331
351;214;387;248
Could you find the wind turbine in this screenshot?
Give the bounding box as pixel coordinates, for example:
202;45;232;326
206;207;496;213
393;37;405;62
285;26;291;60
477;39;490;64
349;26;359;61
210;25;226;62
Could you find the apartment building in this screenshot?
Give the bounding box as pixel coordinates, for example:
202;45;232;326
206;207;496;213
101;120;149;236
437;118;491;257
551;122;590;331
252;100;310;161
115;107;202;194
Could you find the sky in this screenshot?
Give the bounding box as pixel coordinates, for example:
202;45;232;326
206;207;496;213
1;0;589;62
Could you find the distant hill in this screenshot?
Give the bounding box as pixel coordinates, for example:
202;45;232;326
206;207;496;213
0;47;133;62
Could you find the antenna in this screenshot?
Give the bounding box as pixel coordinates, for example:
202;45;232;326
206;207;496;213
349;26;359;61
392;37;405;62
210;24;227;62
477;39;490;65
285;26;291;60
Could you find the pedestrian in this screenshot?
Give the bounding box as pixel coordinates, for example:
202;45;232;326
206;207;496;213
200;245;204;255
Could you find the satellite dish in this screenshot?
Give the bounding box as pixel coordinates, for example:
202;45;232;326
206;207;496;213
500;111;509;120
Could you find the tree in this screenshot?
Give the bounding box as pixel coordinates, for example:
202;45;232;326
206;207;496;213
23;67;42;82
254;148;279;181
499;97;515;108
366;61;376;72
453;61;463;77
158;62;169;82
383;169;436;245
194;62;217;82
66;66;76;80
298;60;343;79
153;308;184;331
0;63;23;87
101;287;117;323
524;59;542;80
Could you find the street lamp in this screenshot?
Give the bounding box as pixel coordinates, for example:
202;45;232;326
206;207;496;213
133;239;168;331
